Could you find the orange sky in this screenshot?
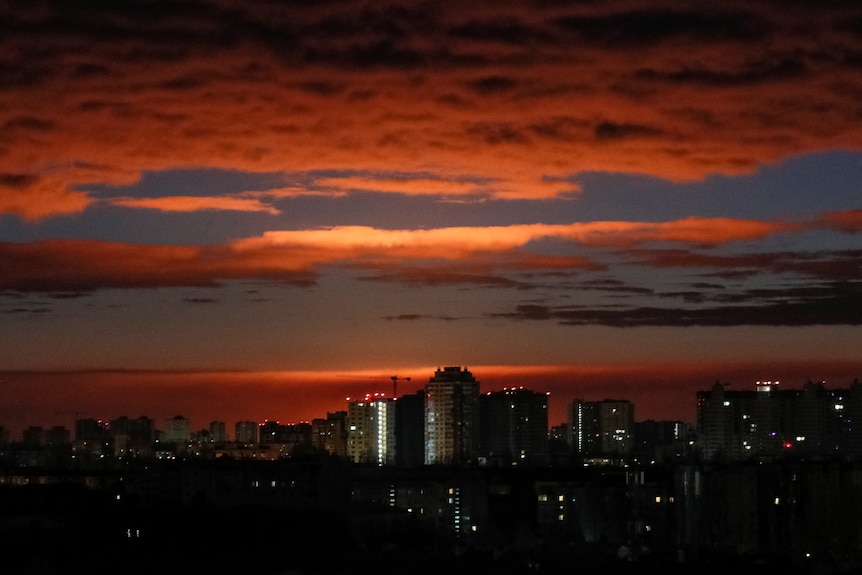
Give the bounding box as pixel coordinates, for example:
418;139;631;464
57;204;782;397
3;360;859;436
1;1;860;436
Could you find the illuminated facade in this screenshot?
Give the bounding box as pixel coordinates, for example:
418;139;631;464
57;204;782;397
568;399;634;457
424;366;480;465
347;395;396;465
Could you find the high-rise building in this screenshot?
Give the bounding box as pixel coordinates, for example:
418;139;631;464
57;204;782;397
479;387;548;464
259;420;312;445
568;399;634;457
347;394;396;465
424;366;480;465
75;418;109;442
110;416;155;457
45;425;70;447
311;411;348;457
395;390;425;467
235;420;258;444
696;379;862;461
209;421;227;443
22;426;44;447
165;415;191;444
634;419;692;462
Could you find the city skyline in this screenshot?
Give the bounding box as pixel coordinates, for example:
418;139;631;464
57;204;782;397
2;366;859;439
1;2;860;434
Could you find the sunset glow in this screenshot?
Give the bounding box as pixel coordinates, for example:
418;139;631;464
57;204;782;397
1;0;860;434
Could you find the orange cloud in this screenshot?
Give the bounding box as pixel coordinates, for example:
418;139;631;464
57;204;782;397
0;212;856;292
108;195;280;214
2;2;861;218
0;174;92;220
564;217;804;247
815;209;862;233
314;176;491;196
242;217;800;255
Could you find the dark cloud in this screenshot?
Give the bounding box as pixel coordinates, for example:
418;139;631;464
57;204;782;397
182;297;219;304
594;121;663;141
575;278;654;295
552;9;772;47
494;282;862;326
0;240;318;293
465;75;520;94
627;248;862;283
529;117;588;141
0;173;39;189
449;19;547;46
464;122;529;145
383;314;460;321
2;116;54;133
359;269;528;289
2;307;51;315
636;57;808;87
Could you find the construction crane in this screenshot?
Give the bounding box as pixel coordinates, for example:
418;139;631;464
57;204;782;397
390;375;411;397
335;374;412;397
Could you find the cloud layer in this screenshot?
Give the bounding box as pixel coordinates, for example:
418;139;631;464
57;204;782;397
2;0;862;218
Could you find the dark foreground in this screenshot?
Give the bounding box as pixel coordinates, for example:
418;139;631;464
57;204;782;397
0;483;858;575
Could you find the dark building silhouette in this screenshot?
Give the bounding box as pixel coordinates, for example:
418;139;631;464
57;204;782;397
45;426;70;447
479;387;548;465
259;421;312;456
235;420;258;444
635;419;692;463
697;379;862;461
109;416;154;457
22;426;44;448
311;411;348;457
395;390;425;467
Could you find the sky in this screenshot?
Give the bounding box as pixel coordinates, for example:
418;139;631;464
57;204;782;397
1;0;861;435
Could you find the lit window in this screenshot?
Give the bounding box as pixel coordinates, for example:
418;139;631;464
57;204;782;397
538;494;548;502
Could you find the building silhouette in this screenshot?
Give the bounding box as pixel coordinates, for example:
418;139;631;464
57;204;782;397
395;390;425;467
479;387;549;465
164;415;191;444
235;420;258;444
311;411;348;457
208;421;227;443
110;416;154;457
696;379;862;461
